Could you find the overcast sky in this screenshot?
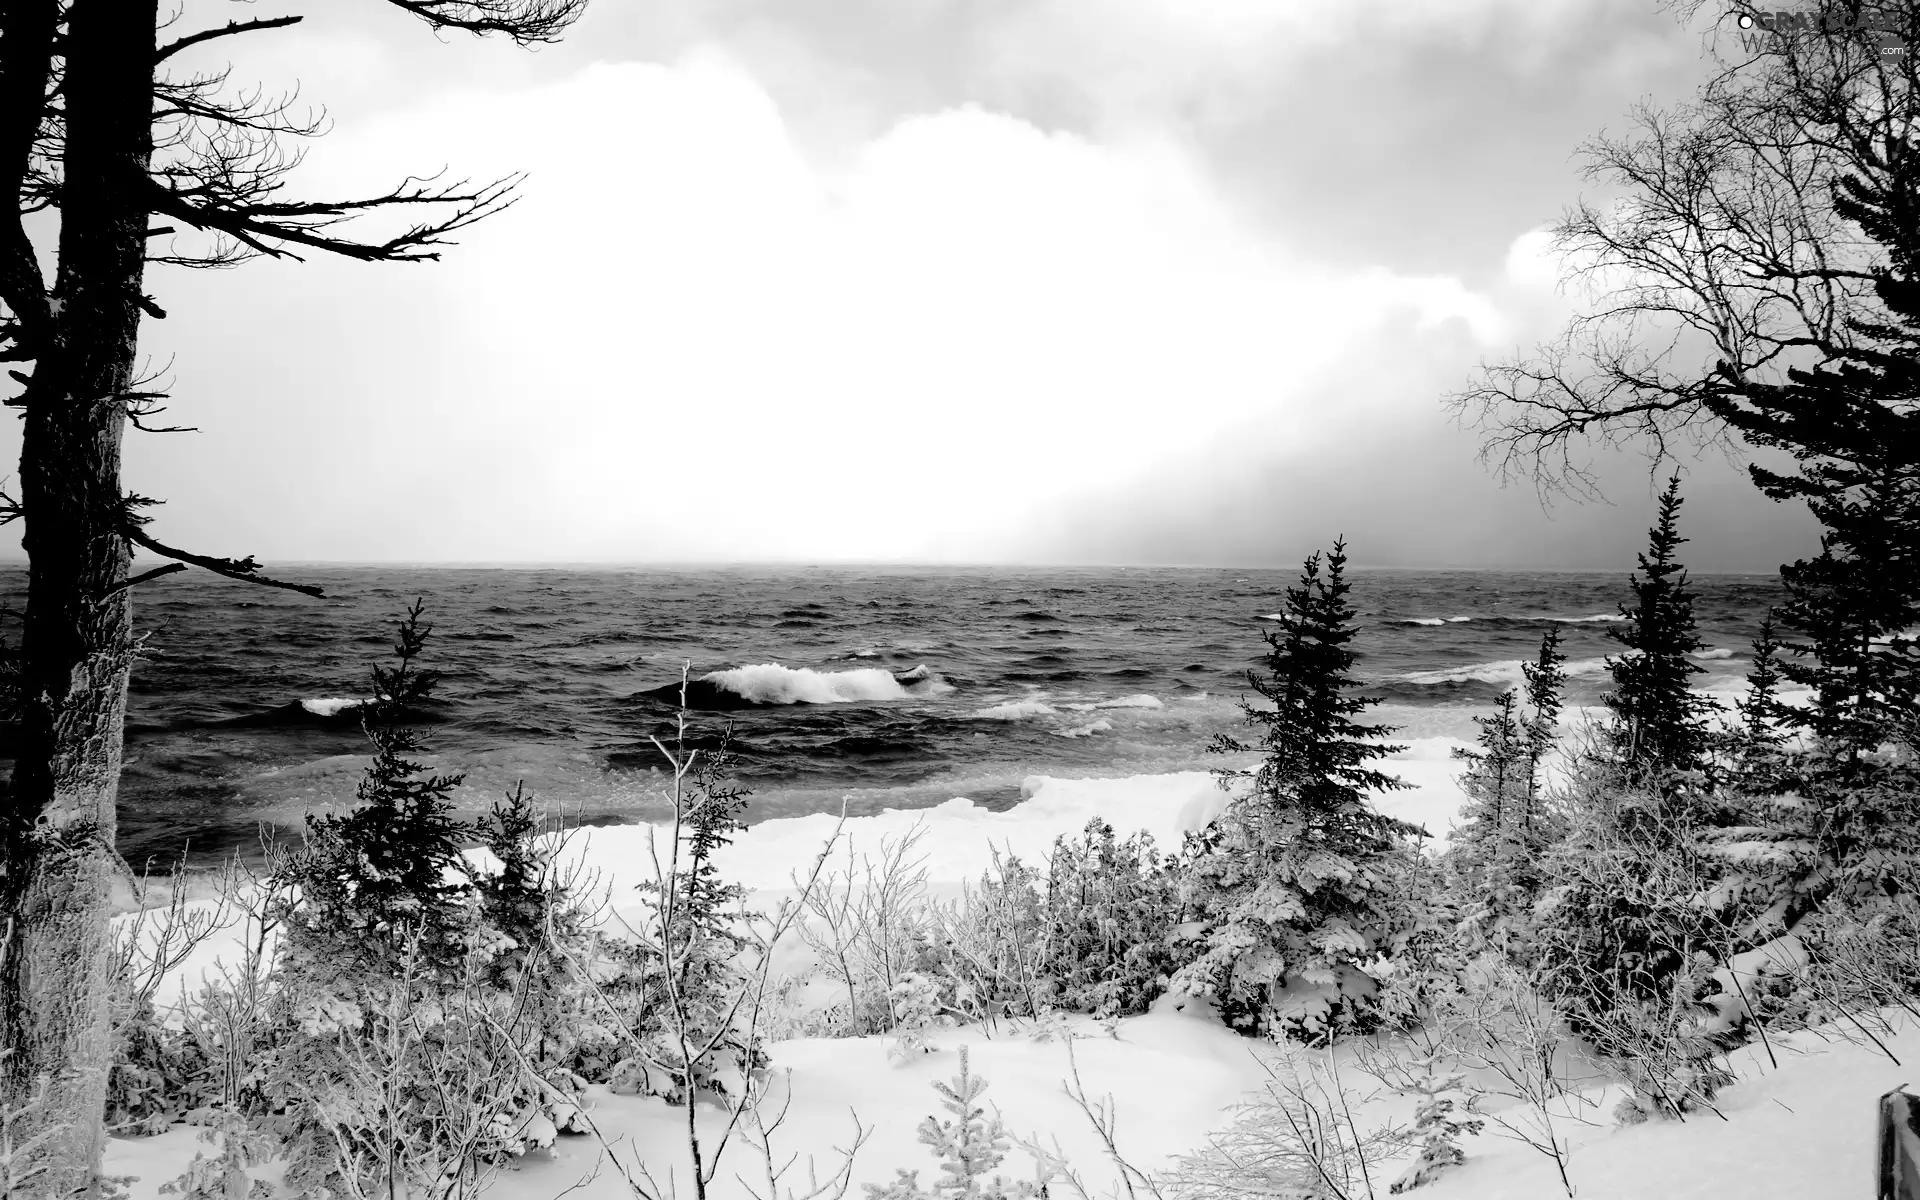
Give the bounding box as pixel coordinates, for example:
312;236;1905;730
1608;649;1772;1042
6;0;1823;570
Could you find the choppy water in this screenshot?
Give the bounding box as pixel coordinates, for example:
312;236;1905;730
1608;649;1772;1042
0;565;1784;868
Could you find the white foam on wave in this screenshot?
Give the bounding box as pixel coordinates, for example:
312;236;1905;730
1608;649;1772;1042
1690;647;1737;661
973;700;1058;721
300;697;367;717
1260;613;1285;621
1095;694;1164;710
1397;656;1613;688
1404;616;1474;626
1551;613;1626;623
704;664;907;705
893;664;957;696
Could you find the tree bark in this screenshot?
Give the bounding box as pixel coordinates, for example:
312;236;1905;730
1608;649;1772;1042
1;1;158;1190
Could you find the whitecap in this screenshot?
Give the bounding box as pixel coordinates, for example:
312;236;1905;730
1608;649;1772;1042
895;664;957;696
1095;694;1164;710
301;697;368;717
704;664;907;705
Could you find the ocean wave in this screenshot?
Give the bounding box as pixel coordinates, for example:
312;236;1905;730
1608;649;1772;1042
1402;616;1475;626
673;664;911;708
895;665;957;696
202;695;440;731
1394;656;1613;689
1690;648;1736;660
1550;613;1627;623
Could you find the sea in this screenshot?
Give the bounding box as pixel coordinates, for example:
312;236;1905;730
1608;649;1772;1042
0;565;1785;870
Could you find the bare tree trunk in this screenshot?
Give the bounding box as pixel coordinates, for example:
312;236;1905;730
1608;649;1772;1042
1;1;157;1190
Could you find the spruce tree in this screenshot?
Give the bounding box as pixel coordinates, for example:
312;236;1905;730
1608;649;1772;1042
630;727;765;1102
1174;538;1424;1040
1448;691;1526;898
1728;617;1794;789
280;600;474;977
1520;625;1567;832
1604;476;1715;791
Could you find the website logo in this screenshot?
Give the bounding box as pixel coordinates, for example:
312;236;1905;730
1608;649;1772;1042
1737;8;1911;57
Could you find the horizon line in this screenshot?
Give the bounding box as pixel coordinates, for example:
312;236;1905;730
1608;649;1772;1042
0;556;1787;575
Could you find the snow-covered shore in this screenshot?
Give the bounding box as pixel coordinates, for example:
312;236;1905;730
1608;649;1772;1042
108;737;1912;1199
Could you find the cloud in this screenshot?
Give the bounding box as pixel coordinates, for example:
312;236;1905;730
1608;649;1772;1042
92;52;1549;564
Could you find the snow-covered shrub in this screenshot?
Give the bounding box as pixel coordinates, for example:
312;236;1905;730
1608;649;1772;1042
1790;896;1920;1037
1163;1046;1408;1200
1425;956;1595;1198
1172;541;1427;1042
1038;819;1183;1019
931;849;1052;1025
797;823;944;1036
887;972;954;1062
1522;755;1752;1121
107;854;269;1136
266;911;581;1200
863;1046;1045;1200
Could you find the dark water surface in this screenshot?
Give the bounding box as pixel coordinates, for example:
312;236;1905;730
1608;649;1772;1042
0;565;1783;867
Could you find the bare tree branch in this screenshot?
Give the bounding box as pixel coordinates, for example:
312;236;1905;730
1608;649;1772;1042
124;527;325;597
1449;1;1918;497
147;172;520;263
95;563;188;604
154;16;306;65
381;0;588;45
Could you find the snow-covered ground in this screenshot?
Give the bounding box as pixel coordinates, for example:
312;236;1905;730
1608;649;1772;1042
110;729;1906;1199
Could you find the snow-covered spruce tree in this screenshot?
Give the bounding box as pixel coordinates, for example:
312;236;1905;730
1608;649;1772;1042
1174;538;1426;1041
1447;691;1529;929
1447;627;1571;946
863;1046;1042;1200
1388;1050;1484;1194
1519;625;1567;838
1727;617;1795;791
276;599;473;980
1602;475;1717;803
